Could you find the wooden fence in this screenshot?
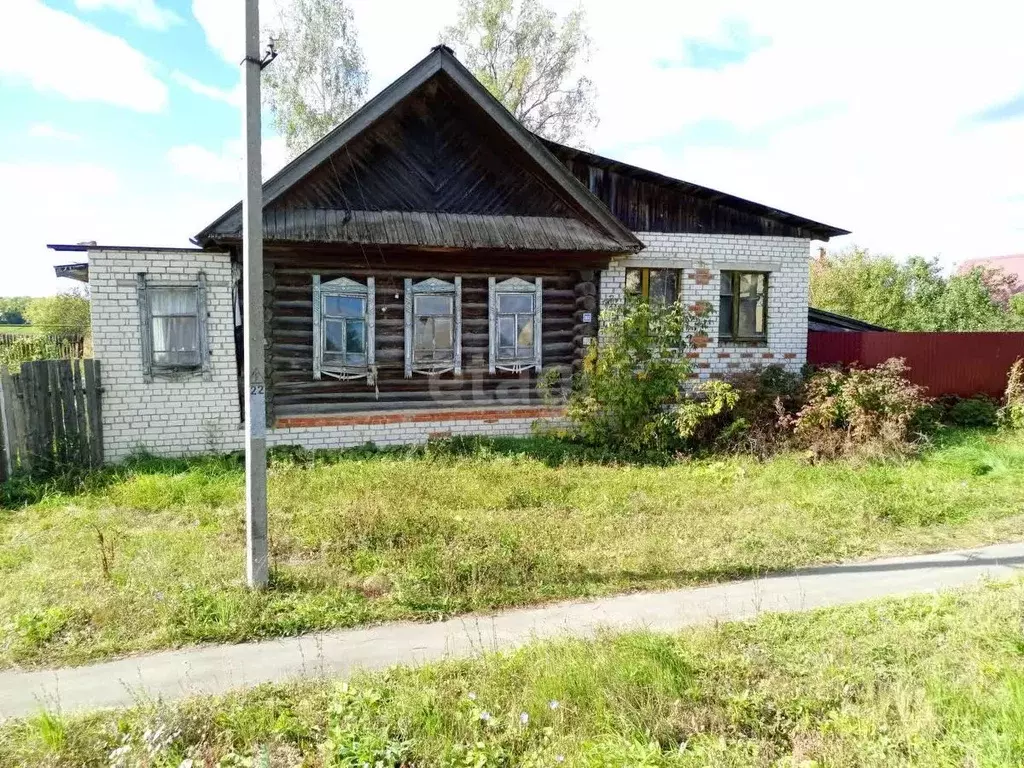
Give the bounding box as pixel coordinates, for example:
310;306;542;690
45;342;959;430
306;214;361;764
808;331;1024;398
0;359;103;481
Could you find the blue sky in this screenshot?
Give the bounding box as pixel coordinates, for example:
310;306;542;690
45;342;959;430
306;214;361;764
1;0;1022;296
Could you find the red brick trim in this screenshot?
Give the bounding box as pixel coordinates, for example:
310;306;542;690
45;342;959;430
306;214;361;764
276;406;565;430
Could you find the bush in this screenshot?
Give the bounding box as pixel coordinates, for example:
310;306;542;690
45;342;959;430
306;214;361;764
565;297;704;455
788;358;931;460
998;358;1024;431
942;396;999;428
677;364;806;457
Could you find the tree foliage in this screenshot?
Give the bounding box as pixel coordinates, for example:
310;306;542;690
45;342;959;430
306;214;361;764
23;290;91;336
565;297;704;454
0;297;30;325
811;248;1024;331
442;0;598;146
263;0;369;158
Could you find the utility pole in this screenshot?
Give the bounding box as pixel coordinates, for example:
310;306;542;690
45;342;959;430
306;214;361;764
243;0;268;588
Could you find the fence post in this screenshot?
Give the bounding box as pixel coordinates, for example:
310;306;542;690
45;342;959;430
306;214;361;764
84;360;103;467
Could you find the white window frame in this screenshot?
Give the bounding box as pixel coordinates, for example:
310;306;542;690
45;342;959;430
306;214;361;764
404;277;462;377
313;275;375;381
488;277;543;374
136;272;209;382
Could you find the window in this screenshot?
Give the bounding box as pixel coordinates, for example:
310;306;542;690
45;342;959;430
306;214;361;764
624;268;680;304
313;276;375;381
405;277;461;376
137;273;208;380
488;277;543;373
719;271;768;341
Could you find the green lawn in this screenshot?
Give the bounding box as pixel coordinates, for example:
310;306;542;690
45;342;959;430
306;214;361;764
1;430;1023;670
3;578;1023;766
0;324;38;336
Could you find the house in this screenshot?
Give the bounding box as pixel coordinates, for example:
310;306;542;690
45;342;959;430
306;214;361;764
48;46;847;462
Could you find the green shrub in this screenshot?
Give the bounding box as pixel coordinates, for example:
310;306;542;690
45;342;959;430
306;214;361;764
677;364;806;457
788;358;931;460
565;297;704;455
943;396;999;428
998;358;1024;431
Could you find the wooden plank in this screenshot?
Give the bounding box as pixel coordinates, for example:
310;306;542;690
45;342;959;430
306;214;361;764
72;359;90;465
84;359;103;467
6;367;27;475
0;365;11;482
57;360;77;464
46;361;64;465
19;363;38;465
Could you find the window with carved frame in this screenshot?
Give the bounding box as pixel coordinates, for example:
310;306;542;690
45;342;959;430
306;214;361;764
404;277;462;376
312;275;375;381
488;277;543;373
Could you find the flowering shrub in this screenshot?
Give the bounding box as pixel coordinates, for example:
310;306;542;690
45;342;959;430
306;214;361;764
787;358;931;460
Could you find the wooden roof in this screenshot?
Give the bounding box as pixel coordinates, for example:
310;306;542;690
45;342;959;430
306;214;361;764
545;141;849;241
196;47;641;254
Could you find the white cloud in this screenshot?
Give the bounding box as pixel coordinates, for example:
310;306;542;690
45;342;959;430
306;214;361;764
0;161;236;296
171;71;243;106
29;123;82;142
74;0;182;30
0;0;167;112
168;138;289;185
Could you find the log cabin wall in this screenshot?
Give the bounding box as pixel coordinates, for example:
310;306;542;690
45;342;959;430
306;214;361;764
265;245;601;420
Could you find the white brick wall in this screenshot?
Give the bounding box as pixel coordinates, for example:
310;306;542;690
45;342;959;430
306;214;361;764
601;233;811;380
271;413;565;451
89;248;244;462
90;232;811;461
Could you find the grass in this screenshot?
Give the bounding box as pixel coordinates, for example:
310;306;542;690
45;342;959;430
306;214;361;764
3;578;1024;766
1;429;1023;670
0;324;38;336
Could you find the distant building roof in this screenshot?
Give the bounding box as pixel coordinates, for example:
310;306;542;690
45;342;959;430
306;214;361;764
808;307;891;332
957;254;1024;293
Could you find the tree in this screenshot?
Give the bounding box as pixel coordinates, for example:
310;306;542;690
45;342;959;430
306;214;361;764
263;0;369;158
23;289;91;337
0;297;30;325
811;248;1024;332
442;0;598;146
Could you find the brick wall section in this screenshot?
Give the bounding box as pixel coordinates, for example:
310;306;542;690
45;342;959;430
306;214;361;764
89;248;243;462
600;233;811;380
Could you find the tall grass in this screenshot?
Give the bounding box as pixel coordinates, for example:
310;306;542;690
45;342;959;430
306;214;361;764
2;579;1023;766
1;430;1023;669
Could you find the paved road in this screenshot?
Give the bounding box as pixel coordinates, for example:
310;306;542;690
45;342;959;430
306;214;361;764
2;541;1022;720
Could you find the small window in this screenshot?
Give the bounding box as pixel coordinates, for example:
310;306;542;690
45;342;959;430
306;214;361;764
624;268;680;304
150;287;201;367
313;276;375;381
488;277;543;373
719;271;767;341
137;273;208;380
405;277;461;376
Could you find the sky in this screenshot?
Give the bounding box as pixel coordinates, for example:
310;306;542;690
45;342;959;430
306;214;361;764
1;0;1022;297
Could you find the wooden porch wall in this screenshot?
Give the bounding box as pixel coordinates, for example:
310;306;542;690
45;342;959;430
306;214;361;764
265;247;597;419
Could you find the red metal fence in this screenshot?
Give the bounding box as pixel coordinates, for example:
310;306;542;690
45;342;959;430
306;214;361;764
807;332;1024;398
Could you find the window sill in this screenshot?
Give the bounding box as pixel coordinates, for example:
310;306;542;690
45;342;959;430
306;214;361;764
717;339;769;348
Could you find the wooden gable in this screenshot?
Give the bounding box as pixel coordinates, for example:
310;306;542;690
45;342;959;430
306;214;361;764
196;48;641;255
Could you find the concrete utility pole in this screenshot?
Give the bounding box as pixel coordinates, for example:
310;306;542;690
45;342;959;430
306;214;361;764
243;0;268;588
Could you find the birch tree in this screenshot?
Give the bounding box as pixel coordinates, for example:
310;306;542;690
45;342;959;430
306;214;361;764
263;0;369;157
442;0;598;146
